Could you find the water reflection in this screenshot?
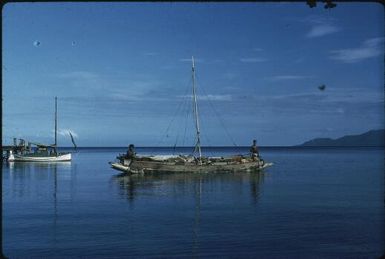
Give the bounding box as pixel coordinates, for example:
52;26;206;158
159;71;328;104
3;161;78;250
112;171;264;256
3;161;77;202
112;171;265;205
250;172;264;204
193;175;202;256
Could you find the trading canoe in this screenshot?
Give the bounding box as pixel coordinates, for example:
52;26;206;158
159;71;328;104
109;57;272;174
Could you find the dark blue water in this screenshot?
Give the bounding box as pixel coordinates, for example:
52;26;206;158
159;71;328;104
2;147;384;258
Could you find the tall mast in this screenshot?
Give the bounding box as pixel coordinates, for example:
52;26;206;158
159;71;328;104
191;56;202;161
54;96;58;154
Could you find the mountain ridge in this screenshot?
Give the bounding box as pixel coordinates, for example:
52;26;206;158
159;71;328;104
300;129;385;147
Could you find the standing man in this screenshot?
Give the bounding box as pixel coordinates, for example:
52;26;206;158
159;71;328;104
250;139;259;161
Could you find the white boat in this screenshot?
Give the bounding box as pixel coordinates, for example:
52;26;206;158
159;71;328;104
8;149;71;162
8;97;72;162
110;57;272;174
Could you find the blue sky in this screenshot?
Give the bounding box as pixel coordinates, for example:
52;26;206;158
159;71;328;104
2;2;384;147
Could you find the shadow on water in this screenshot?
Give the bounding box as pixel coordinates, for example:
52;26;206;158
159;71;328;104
111;171;265;256
5;162;76;198
250;172;264;204
112;171;265;205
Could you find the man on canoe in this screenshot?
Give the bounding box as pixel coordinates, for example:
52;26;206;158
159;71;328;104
126;144;136;160
250;139;259;161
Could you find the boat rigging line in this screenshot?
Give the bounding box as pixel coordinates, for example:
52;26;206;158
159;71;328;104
155;68;192;152
156;55;239;158
194;69;239;148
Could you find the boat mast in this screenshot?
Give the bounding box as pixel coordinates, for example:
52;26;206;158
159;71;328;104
191;56;202;162
54;96;58;155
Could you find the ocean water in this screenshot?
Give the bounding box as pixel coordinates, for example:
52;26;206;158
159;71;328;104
2;147;384;258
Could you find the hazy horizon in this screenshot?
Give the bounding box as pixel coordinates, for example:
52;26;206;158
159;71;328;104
5;127;384;148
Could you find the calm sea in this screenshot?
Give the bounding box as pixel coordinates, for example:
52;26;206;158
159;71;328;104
2;147;384;258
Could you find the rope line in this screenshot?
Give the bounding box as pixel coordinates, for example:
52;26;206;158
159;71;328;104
195;73;238;147
156;77;191;149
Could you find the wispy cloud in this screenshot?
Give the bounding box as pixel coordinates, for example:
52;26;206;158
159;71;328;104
178;94;232;101
54;71;103;92
56;71;99;80
323;88;384;104
208;59;225;64
267;75;313;81
307;24;340;38
200;94;232;101
330;37;384;63
252;48;264;52
294;57;305;63
107;92;163;102
253;87;384;118
304;16;340;38
55;129;78;138
271;88;383;105
179;58;204;63
143;52;158;56
240;57;267;63
108;93;139;102
107;79;165;102
222;72;238;80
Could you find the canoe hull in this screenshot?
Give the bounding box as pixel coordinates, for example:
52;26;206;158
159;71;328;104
110;157;272;174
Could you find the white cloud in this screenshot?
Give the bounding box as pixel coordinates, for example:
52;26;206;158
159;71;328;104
54;71;104;92
57;128;78;138
108;80;164;101
325;88;384;104
200;94;232;101
272;88;384;105
56;71;99;80
240;57;267;63
336;108;345;114
208;59;224;64
179;58;204;63
330;37;384;63
143;52;158;56
304;16;340;38
306;24;340;38
178;94;232;101
294;57;305;63
268;75;313;81
222;72;238;80
108;92;149;102
252;48;264;52
108;93;135;101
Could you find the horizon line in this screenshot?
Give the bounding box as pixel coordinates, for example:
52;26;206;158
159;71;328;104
53;145;384;148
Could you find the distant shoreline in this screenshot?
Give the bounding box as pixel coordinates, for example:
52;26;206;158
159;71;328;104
298;129;384;147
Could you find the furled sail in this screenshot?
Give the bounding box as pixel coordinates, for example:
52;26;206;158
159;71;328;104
69;131;77;150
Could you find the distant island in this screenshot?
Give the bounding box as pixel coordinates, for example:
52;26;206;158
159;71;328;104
299;129;385;147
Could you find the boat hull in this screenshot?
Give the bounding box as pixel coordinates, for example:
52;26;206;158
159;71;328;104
8;153;72;162
110;157;273;174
